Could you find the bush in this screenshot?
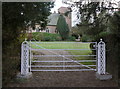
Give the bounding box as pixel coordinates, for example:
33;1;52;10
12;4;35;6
66;36;76;41
81;35;89;42
32;32;77;41
32;32;62;41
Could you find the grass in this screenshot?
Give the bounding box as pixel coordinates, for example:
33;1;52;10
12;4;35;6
30;41;91;49
30;41;96;68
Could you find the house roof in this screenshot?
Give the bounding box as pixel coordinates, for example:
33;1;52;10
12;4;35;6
47;13;60;26
58;7;71;14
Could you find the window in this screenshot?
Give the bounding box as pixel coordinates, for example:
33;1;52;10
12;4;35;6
46;28;49;33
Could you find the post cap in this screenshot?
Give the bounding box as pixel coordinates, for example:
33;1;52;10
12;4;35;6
100;39;102;41
25;38;27;41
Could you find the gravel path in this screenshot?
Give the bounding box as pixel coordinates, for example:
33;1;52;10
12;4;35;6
7;71;117;87
6;50;118;87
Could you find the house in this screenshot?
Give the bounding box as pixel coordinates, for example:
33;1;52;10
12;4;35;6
46;7;72;33
27;7;72;34
46;12;60;33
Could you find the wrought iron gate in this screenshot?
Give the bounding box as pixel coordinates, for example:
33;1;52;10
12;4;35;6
20;39;106;78
30;41;97;72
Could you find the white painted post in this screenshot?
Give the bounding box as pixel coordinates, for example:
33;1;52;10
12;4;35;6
96;39;112;80
21;41;29;75
29;40;32;72
17;40;32;78
97;39;106;75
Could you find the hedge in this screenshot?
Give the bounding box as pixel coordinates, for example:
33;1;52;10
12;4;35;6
32;32;62;41
31;32;76;41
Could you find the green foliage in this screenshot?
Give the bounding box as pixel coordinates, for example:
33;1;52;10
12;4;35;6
106;12;120;81
32;32;44;41
75;1;120;82
32;32;62;41
56;15;70;40
81;35;90;42
2;2;54;86
109;12;120;37
3;2;54;47
76;2;114;41
32;32;75;41
71;26;82;38
66;36;76;41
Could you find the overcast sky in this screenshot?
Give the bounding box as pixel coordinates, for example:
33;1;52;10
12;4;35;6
51;0;79;27
51;0;120;27
51;0;120;13
51;0;69;13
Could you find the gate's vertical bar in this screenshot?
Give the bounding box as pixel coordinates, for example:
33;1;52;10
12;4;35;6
95;42;98;72
21;42;24;75
62;57;65;71
29;40;32;72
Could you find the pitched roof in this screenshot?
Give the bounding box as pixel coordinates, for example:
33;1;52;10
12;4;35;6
58;7;71;14
47;13;60;26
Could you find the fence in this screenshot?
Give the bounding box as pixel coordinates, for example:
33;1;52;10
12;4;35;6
20;39;108;79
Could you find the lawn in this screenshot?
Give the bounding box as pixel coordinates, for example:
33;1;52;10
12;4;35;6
30;41;91;49
30;41;96;67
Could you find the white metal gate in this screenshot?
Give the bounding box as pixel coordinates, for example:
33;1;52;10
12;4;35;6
20;39;106;77
30;41;97;72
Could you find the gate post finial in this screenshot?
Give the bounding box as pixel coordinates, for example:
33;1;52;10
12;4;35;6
25;38;27;41
96;39;112;80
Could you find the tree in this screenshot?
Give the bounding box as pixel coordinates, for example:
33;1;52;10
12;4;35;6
74;2;117;41
75;1;120;83
56;14;69;40
3;2;54;47
2;2;54;85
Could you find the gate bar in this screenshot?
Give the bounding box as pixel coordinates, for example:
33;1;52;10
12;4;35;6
30;42;97;44
31;48;96;51
31;65;96;67
32;60;96;62
31;69;96;71
33;55;96;57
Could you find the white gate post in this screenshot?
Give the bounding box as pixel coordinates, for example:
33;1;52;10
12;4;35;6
21;41;29;75
17;40;32;78
97;39;106;74
96;39;112;80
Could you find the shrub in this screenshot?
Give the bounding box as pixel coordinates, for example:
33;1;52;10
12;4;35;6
32;32;78;41
32;32;62;41
66;36;76;41
81;35;92;42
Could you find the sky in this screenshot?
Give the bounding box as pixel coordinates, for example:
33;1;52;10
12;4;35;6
50;0;120;27
51;0;69;13
51;0;120;13
51;0;80;27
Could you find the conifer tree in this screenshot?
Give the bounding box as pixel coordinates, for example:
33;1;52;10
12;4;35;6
57;14;69;40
